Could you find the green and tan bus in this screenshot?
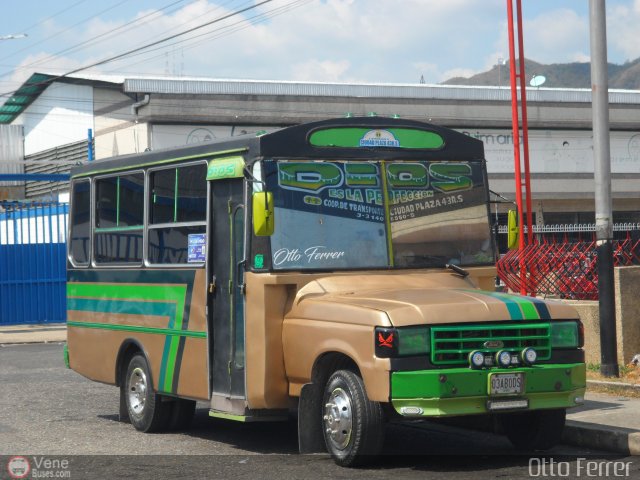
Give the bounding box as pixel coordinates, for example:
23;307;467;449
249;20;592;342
66;116;586;467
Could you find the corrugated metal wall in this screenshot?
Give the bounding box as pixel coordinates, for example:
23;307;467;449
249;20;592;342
24;140;90;199
0;124;24;187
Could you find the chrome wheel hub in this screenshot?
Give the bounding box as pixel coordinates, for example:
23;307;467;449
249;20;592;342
128;367;148;416
323;387;353;450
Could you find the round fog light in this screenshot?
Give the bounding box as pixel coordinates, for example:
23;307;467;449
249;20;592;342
521;347;537;365
496;350;512;368
469;350;485;369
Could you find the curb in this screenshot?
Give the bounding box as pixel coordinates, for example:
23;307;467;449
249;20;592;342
563;420;640;455
0;327;67;345
587;379;640;393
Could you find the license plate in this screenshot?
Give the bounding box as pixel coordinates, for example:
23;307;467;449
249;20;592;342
490;373;524;395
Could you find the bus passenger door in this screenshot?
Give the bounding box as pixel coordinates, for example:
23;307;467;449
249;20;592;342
208;178;247;413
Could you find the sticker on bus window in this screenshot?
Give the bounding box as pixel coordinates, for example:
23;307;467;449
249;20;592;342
187;234;206;263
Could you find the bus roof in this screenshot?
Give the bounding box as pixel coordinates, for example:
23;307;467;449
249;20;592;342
70;117;484;179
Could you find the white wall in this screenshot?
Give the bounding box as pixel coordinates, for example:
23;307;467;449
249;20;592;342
14;82;94;156
151;124;278;150
458;129;640;174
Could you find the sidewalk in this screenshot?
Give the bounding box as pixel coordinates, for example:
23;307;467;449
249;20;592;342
565;392;640;455
0;323;66;344
1;323;639;455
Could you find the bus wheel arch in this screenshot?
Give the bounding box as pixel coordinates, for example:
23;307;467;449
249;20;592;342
115;339;149;388
311;351;359;388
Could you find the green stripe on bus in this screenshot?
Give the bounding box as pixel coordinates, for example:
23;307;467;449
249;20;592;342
67;282;190;394
66;321;206;338
483;291;541;320
68;298;176;319
459;290;542;321
504;293;540;320
67;283;186;303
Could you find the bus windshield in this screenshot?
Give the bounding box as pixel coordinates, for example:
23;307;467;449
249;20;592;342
262;159;494;271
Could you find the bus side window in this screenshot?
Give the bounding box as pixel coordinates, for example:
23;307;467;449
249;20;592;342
69;179;91;265
148;163;207;265
94;173;144;264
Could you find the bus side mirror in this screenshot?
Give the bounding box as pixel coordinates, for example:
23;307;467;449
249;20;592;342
507;209;518;250
253;191;274;236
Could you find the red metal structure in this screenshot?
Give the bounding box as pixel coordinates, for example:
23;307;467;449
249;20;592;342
497;232;640;300
506;0;534;294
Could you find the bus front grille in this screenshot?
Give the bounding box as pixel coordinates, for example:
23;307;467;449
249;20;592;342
430;322;551;366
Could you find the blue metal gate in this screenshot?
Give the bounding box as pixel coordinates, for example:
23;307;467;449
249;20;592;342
0;201;67;325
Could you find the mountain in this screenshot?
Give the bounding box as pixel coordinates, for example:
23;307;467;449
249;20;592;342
442;58;640;90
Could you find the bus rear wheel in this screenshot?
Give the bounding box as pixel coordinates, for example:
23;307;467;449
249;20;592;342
124;354;171;433
322;370;385;467
500;408;566;451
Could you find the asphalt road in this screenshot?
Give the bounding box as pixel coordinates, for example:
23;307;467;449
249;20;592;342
0;343;635;480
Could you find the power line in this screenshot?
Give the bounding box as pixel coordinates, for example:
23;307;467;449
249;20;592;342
66;0;274;74
0;0;130;67
0;0;274;98
17;0;189;72
13;0;90;36
105;0;312;73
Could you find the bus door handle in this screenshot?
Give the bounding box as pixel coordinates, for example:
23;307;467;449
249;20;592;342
209;276;216;294
236;260;246;295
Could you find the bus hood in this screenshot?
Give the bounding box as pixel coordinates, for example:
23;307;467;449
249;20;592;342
288;272;578;327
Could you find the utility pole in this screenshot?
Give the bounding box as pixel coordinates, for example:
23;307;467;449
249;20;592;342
589;0;619;377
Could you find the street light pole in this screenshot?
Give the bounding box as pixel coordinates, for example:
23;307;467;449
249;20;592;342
589;0;619;378
0;34;28;41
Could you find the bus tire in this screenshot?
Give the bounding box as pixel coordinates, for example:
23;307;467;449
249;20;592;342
500;408;566;451
169;399;196;431
124;354;171;433
322;369;385;467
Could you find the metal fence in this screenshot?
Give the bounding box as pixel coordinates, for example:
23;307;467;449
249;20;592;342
496;224;640;300
0;201;68;325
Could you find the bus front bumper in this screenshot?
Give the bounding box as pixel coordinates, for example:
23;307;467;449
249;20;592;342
391;363;586;417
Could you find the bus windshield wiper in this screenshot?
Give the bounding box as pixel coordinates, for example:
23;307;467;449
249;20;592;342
446;263;469;277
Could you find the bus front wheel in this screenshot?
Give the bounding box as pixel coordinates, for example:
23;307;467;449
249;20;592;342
123;354;171;433
322;369;385;467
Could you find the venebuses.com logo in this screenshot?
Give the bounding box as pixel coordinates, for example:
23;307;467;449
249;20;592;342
6;456;30;479
5;456;71;479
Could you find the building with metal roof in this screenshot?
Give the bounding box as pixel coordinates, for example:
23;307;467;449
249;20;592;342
1;72;638;225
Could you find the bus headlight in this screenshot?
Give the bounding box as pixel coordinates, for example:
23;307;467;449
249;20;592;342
374;326;430;358
551;321;581;348
469;350;485;369
496;350;512;368
521;347;537;365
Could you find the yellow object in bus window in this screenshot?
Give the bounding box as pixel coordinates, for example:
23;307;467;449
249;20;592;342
507;209;519;250
253;191;274;236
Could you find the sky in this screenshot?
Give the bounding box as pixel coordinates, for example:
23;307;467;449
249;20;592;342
0;0;638;97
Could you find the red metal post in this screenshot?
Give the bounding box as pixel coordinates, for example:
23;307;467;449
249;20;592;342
506;0;526;295
516;0;534;245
